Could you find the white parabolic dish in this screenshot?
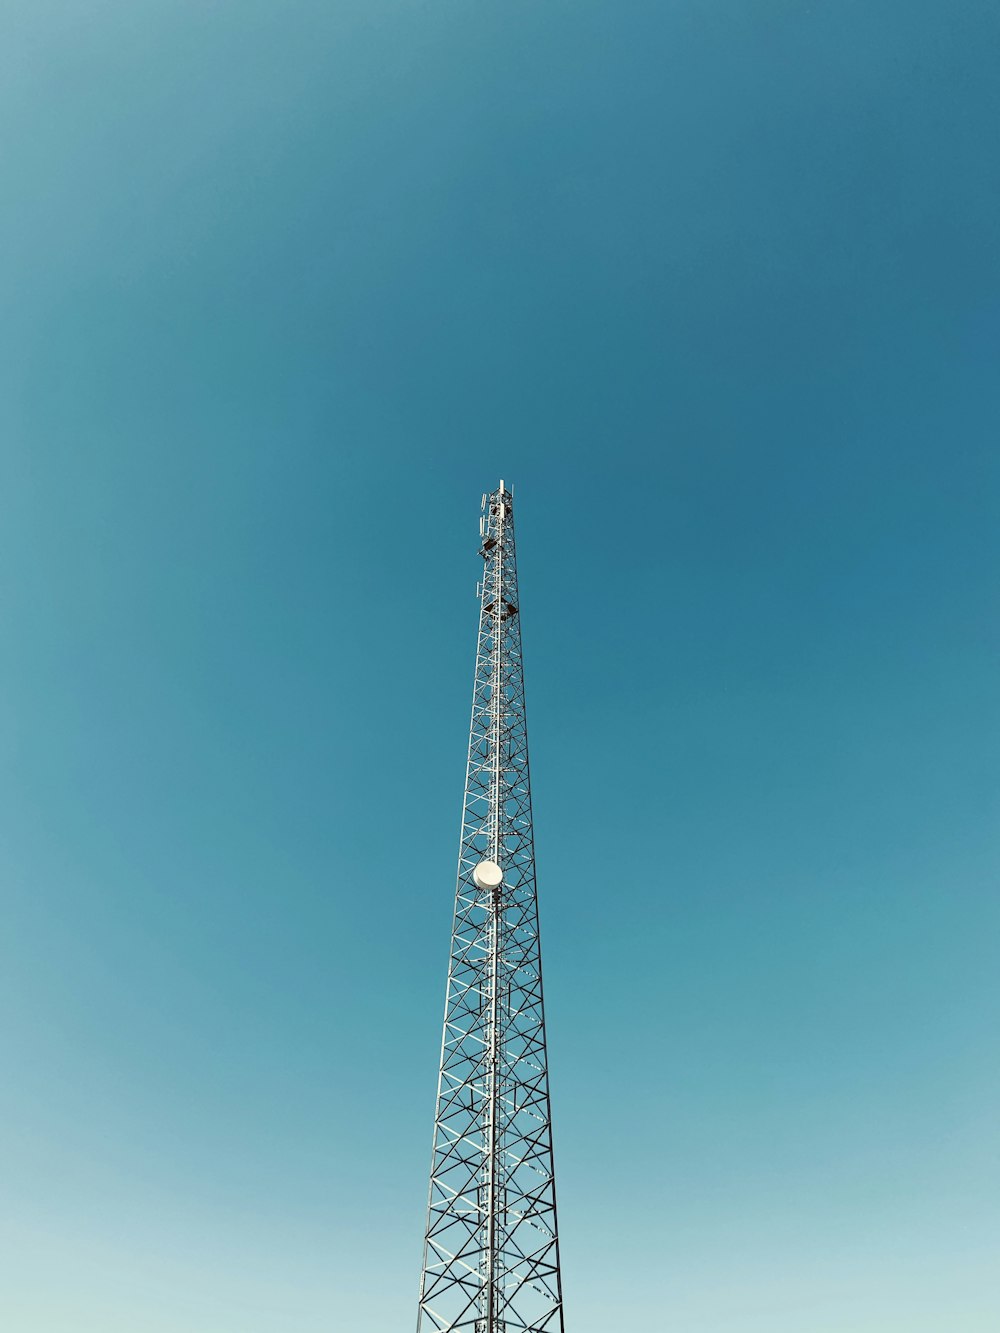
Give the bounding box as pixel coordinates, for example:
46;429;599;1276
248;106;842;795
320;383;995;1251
472;860;503;891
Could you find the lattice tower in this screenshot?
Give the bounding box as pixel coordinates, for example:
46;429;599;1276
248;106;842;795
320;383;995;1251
416;481;566;1333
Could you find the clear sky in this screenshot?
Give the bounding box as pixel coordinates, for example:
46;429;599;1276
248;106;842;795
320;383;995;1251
2;2;998;1330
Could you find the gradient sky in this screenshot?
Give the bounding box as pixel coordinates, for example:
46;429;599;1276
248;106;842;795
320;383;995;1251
2;3;999;1331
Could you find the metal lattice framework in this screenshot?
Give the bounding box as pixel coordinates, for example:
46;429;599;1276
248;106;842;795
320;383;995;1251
416;482;566;1333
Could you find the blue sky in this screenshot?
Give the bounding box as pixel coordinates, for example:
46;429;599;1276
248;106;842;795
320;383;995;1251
2;2;998;1330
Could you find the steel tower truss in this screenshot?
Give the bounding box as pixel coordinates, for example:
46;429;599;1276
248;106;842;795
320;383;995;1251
417;483;566;1333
